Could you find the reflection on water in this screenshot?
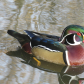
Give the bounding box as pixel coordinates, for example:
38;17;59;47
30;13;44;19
0;0;84;84
6;49;84;84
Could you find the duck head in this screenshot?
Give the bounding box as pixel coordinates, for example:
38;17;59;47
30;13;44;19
60;25;84;65
60;25;84;45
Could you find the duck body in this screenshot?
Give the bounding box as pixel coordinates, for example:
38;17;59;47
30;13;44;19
7;25;84;66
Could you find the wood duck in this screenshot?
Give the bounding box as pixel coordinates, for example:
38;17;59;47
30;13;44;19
7;25;84;66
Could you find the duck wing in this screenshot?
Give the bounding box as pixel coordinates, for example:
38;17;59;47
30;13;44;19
26;31;60;41
24;30;66;52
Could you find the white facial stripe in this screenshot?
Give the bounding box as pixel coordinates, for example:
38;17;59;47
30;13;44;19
60;33;72;43
66;38;75;45
60;33;82;45
66;35;81;45
65;51;70;65
73;35;82;45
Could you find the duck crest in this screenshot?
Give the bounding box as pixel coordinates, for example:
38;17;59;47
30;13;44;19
60;25;84;42
62;25;84;35
7;25;84;66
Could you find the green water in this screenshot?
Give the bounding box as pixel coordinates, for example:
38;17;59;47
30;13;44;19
0;0;84;84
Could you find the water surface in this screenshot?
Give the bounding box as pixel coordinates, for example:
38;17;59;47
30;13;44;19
0;0;84;84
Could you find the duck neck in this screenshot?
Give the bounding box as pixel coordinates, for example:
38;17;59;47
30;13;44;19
66;45;84;65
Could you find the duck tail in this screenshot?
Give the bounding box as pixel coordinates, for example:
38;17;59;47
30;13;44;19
7;30;32;54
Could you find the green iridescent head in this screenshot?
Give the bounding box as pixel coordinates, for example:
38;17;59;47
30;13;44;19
60;25;84;45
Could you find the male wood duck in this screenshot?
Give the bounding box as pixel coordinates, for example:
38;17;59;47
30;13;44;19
7;25;84;66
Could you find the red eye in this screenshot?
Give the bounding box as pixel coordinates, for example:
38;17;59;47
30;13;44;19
77;32;81;36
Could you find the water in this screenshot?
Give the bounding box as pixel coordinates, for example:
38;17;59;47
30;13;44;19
0;0;84;84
